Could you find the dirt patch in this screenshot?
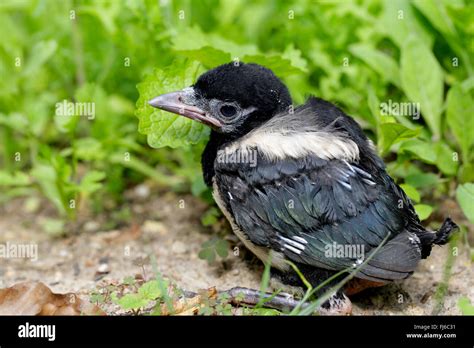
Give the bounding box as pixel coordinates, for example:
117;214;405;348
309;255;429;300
0;185;472;315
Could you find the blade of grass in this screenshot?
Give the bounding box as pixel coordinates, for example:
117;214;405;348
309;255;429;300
297;232;391;315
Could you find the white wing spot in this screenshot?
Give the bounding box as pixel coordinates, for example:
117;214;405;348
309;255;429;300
292;236;308;244
284;244;302;255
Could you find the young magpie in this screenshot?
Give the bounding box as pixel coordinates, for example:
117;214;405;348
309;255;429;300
149;62;458;314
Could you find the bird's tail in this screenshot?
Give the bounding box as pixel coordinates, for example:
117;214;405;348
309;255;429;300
432;217;458;245
417;217;458;258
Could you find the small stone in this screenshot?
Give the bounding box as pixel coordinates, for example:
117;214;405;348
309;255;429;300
142;220;167;235
84;221;100;233
171;241;187;254
97;263;110;274
232;269;240;276
134;184;150;199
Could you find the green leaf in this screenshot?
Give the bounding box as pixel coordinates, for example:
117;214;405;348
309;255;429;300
201;207;220;227
282;44;308;72
173;26;258;59
400;35;443;138
215;239;229;258
0;171;31;186
198;237;228;262
458;297;474;315
412;0;457;36
349;43;401;87
456;183;474;224
414;204;433;221
405;172;439;188
446;84;474;162
172;27;306;76
400;183;420;203
198;247;216;263
434;142;459;176
117;293;149;311
381;0;433;49
22;40;57;76
399;139;437;163
458;163;474;184
379;123;421;155
30;163;65;215
0;113;29;133
241;53;306;76
135;60;210;148
175;46;231;68
79;170;106;195
138;280;165;300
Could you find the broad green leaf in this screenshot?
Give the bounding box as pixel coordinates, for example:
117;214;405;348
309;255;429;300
446;84;474;162
349;43;401;87
172;26;306;76
406;172;439;188
242;53;307;76
380;0;433;48
434;142;458;176
175;46;231;68
173;26;257;59
400;183;420;203
399;139;437;163
0;171;31;186
458;163;474;184
117;293;149;310
378;122;421;155
138;280;165;300
135;61;210;148
413;0;457;36
414;204;433;221
282;44;308;73
456;183;474;224
446;3;474;35
400;36;443;138
22;40;57;76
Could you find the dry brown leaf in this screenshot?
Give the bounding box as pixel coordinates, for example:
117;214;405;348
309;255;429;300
0;281;105;316
160;286;218;315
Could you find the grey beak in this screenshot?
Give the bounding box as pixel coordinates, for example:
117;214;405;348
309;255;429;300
148;90;222;129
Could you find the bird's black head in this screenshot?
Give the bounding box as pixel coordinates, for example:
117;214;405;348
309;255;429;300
148;62;292;138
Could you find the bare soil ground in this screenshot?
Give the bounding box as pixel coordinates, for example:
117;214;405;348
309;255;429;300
1;184;473;315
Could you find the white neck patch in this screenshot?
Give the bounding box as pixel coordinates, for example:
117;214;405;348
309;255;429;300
225;130;360;162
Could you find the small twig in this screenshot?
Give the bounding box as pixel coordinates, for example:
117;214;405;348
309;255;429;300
223;287;312;313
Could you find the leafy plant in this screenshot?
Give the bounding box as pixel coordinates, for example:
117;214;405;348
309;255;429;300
198;237;229;263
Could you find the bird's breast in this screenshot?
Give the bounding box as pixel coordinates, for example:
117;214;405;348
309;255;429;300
211;179;289;271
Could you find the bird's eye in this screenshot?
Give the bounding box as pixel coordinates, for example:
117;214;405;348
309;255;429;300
219;104;237;118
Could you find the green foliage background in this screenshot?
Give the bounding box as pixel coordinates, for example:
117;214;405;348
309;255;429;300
0;0;473;232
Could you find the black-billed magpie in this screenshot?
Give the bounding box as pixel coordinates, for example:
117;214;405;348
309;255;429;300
148;62;458;314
